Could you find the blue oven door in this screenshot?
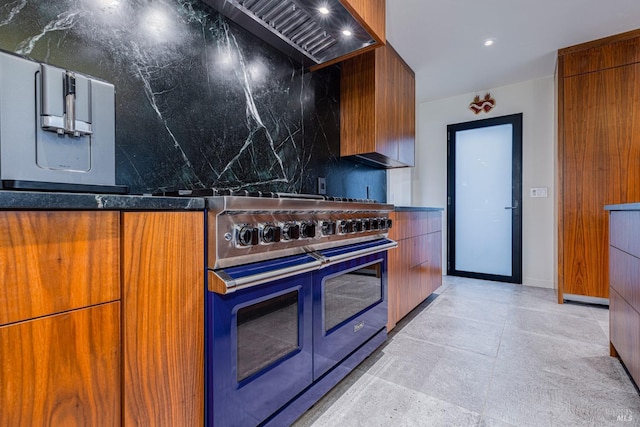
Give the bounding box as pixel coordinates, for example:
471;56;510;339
207;266;313;426
312;240;390;380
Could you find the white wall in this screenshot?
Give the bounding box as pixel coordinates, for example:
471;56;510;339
388;76;556;289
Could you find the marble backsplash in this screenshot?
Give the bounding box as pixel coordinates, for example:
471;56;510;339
0;0;386;201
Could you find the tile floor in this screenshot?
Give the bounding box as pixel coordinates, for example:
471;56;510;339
293;276;640;427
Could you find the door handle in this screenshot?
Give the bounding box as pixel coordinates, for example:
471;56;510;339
505;206;517;210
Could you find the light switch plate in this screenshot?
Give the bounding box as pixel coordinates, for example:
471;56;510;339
530;187;548;198
317;177;326;195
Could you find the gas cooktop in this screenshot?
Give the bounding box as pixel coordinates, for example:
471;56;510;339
153;188;378;204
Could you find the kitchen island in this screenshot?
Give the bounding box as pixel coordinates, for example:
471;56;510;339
605;203;640;389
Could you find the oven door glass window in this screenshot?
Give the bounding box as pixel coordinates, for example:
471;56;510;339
323;262;382;332
237;290;299;381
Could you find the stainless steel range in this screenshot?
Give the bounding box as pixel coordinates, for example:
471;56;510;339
196;191;396;426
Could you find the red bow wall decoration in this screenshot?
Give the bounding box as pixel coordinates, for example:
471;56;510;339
469;93;496;114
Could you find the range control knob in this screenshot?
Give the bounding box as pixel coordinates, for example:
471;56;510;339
282;223;300;240
237;225;259;246
380;218;388;230
354;220;363;232
362;218;371;231
338;220;348;234
261;224;281;243
346;221;356;233
300;221;316;238
371;218;380;230
322;221;336;236
386;219;393;230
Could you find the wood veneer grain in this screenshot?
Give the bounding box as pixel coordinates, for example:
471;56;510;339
0;211;120;325
387;211;442;331
0;303;120;426
561;62;640;299
609;288;640;387
340;0;385;44
122;211;204;426
340;43;415;167
559;28;640;77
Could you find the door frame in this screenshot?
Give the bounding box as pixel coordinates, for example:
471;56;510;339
446;113;523;284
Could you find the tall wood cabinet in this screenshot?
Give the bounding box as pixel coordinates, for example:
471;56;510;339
340;43;415;168
557;29;640;302
387;209;442;331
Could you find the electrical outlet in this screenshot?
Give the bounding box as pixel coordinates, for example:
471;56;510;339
317;177;326;195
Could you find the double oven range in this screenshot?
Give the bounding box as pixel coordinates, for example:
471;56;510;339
203;192;396;426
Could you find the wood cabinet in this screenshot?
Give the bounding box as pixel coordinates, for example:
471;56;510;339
0;211;121;426
608;209;640;388
122;211;205;426
0;209;205;426
387;210;442;331
557;29;640;302
340;43;415;168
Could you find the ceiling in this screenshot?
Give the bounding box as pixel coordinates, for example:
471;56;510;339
386;0;640;103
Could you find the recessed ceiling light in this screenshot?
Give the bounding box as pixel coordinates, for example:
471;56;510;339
318;7;329;15
342;29;352;36
484;39;495;46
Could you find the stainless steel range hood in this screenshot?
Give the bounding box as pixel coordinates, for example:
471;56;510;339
202;0;379;68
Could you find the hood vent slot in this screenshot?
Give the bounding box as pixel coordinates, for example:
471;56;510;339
202;0;376;67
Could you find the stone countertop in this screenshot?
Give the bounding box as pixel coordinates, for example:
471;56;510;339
605;203;640;211
0;191;204;210
394;206;444;212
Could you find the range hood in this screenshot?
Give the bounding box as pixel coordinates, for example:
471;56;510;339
202;0;380;68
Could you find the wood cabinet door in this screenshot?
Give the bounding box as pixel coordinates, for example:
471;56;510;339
0;303;120;426
562;63;640;298
122;211;204;426
0;211;120;325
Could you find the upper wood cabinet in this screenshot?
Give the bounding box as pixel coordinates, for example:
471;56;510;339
557;29;640;302
340;43;415;168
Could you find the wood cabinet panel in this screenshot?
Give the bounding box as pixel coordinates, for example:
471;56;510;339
0;303;120;426
609;288;640;387
427;231;443;295
0;211;120;325
610;210;640;257
123;211;204;426
340;0;385;44
387;211;442;331
341;43;415;168
560;62;640;299
610;246;640;315
561;30;640;77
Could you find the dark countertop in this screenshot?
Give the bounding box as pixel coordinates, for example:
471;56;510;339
605;203;640;211
0;191;205;210
394;206;444;212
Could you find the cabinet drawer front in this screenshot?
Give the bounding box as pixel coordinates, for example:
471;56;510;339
0;302;121;426
427;211;442;233
609;288;640;387
0;211;120;325
609;246;640;313
610;211;640;257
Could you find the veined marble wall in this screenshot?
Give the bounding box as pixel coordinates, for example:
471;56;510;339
0;0;385;200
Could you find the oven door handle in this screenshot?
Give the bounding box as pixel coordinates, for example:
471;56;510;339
210;258;323;294
320;240;398;267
